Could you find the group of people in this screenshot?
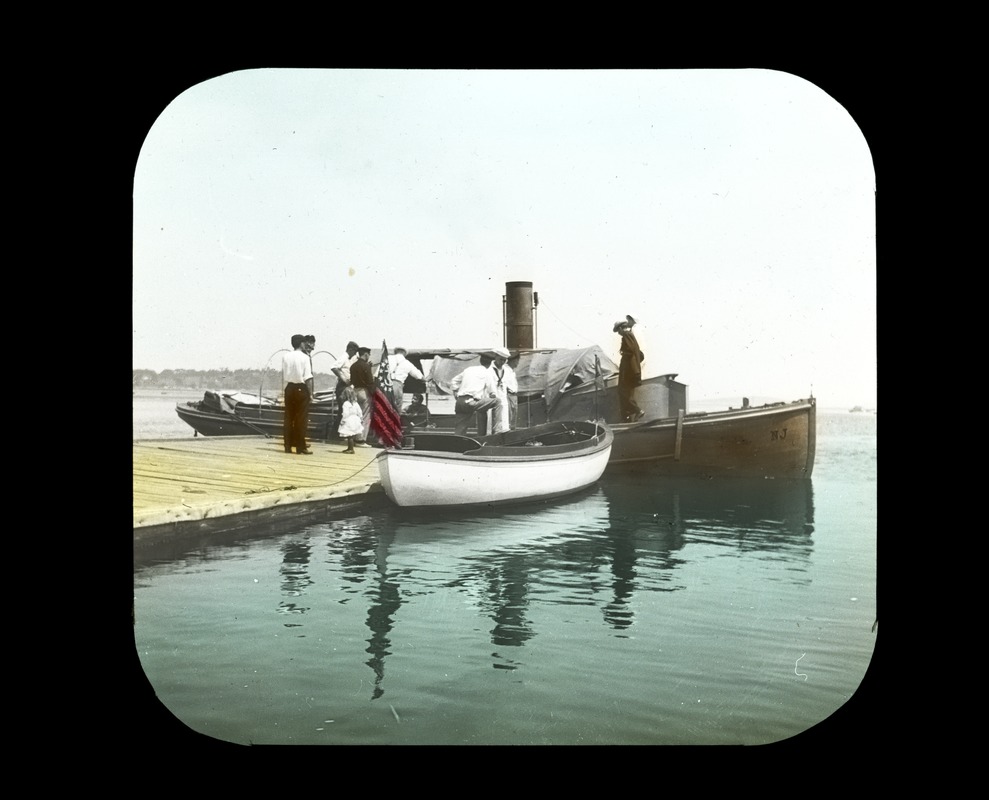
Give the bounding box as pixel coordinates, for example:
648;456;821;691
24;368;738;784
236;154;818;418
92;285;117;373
300;339;421;455
328;340;385;454
283;314;643;455
451;347;518;436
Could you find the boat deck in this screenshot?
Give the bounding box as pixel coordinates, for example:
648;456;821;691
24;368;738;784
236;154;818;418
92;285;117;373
133;436;383;545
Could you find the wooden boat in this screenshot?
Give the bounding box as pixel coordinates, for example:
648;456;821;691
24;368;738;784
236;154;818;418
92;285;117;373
377;420;614;508
606;398;816;478
175;390;340;441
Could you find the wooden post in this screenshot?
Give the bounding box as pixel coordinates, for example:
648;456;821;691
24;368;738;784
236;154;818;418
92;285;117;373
674;409;684;461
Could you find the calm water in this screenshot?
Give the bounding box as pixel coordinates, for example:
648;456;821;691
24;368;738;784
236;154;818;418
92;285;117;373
132;392;877;746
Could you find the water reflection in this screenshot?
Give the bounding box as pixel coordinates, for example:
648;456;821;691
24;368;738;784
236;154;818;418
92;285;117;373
277;535;314;622
364;530;400;699
135;475;815;702
385;490;610;671
604;474;815;553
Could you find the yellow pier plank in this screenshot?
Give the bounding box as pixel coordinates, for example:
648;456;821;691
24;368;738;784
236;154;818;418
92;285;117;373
133;437;383;536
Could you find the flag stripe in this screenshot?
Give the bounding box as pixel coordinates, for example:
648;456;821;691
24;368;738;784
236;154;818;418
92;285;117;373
371;388;404;448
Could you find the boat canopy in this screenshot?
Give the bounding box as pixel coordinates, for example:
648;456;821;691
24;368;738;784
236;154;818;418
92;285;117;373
391;347;619;410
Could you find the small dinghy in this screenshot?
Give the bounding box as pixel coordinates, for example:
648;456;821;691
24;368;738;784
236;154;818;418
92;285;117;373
377;420;613;508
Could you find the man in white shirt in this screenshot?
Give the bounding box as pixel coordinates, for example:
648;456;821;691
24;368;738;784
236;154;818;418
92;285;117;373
389;347;426;410
282;333;315;455
332;341;359;402
451;352;498;435
490;347;518;433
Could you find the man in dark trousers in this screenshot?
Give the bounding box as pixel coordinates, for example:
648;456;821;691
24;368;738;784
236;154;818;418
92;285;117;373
614;315;645;422
332;340;359;402
451;352;498;435
349;346;376;445
282;333;314;454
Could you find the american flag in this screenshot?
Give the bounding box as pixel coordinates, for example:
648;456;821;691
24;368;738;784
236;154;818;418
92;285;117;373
376;340;393;394
372;340;403;448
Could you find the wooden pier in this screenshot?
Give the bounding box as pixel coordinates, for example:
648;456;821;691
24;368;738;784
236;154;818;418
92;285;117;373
133;436;383;546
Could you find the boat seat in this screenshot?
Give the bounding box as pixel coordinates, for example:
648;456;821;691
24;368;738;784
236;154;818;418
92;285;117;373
411;433;483;453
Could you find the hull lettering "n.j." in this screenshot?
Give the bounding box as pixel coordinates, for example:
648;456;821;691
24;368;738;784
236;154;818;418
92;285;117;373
771;428;788;441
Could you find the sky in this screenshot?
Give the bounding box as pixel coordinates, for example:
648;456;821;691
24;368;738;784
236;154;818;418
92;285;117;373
132;68;876;409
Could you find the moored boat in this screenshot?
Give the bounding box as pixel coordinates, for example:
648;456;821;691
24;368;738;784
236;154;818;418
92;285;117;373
607;398;816;478
175;390;340;441
377;420;614;508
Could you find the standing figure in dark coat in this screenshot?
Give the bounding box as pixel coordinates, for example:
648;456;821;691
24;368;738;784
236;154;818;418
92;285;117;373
349;346;376;445
615;315;645;422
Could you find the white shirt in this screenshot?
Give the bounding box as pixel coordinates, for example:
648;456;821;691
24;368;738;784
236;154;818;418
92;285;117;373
390;354;425;383
491;363;518;394
451;365;496;401
282;349;313;386
333;353;357;383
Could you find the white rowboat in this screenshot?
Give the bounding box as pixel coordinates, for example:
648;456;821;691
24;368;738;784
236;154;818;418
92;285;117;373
377;420;613;508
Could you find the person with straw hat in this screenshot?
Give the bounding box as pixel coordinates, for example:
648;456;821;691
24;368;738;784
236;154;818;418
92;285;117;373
490;347;518;433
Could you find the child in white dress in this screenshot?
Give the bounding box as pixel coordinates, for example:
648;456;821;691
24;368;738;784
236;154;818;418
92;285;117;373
338;385;363;454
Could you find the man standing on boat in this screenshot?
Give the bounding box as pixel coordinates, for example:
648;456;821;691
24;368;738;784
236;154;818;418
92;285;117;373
389;347;426;411
282;333;315;454
490;347;518;433
615;315;645;422
451;352;499;435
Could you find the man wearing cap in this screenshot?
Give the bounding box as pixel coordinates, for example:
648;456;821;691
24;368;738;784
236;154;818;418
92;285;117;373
332;341;359;402
490;347;518;434
614;315;645;422
451;352;499;436
349;346;375;444
389;347;426;411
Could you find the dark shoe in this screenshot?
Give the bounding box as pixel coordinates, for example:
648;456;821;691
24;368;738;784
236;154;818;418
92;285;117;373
342;448;355;454
298;449;314;455
634;410;645;421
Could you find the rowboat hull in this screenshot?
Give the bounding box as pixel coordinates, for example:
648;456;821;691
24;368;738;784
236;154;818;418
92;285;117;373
378;421;614;508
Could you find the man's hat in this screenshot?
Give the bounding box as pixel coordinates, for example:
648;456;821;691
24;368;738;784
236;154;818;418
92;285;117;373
346;341;359;350
492;347;510;359
358;346;371;355
394;347;407;354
